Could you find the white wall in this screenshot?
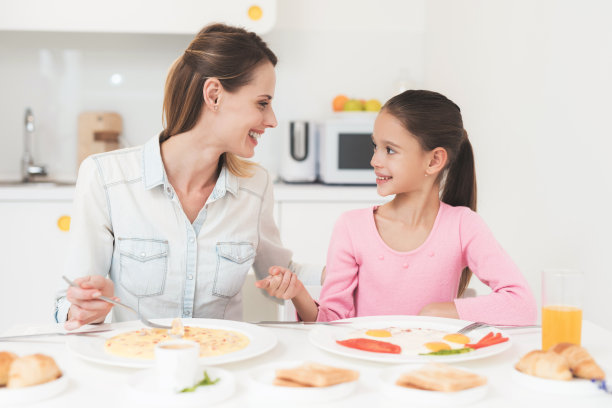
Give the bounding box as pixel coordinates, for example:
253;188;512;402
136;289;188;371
424;0;612;329
0;0;610;329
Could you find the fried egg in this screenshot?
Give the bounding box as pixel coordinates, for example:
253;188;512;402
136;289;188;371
338;327;470;355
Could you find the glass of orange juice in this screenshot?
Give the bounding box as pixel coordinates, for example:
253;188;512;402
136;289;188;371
541;269;583;350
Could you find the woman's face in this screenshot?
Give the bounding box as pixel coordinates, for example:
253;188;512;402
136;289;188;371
217;61;277;158
370;111;431;197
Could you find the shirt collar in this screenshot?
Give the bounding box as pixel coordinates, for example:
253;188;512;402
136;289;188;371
210;159;239;199
142;134;166;190
142;134;239;197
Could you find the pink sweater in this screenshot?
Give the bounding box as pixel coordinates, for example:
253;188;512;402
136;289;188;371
316;202;537;325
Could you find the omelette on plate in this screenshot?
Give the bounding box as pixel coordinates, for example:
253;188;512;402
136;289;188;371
105;325;250;360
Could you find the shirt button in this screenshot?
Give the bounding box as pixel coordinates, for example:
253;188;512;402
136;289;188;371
378;255;384;260
187;274;193;280
183;311;191;317
403;263;409;269
140;252;146;257
189;238;195;243
429;252;435;258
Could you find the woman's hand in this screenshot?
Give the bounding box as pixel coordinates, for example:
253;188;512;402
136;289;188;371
418;302;460;319
255;266;305;300
65;275;117;330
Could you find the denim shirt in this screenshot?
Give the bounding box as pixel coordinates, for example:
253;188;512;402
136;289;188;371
55;135;320;323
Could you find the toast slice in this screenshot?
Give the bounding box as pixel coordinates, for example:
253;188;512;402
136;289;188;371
396;363;487;392
275;362;359;387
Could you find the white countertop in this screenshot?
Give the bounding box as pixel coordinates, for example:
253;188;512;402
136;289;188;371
0;182;384;202
1;320;611;407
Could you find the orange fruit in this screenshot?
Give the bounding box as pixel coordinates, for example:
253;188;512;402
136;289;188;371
332;94;349;112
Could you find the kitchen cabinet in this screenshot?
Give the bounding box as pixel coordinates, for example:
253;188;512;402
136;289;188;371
0;0;276;34
0;200;73;331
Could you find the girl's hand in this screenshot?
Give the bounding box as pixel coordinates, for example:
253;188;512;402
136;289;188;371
65;275;116;330
255;266;305;300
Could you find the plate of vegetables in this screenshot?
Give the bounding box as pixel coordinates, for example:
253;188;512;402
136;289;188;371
123;367;235;408
308;316;511;364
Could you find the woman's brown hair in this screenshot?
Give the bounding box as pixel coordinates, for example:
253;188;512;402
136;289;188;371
382;90;477;298
160;23;278;177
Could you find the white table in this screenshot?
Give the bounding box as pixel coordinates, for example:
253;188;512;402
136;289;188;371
1;321;611;407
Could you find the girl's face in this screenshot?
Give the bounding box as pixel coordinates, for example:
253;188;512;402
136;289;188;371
370;111;431;196
216;62;277;158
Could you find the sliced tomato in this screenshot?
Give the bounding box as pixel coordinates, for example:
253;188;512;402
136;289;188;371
336;338;401;354
466;331;509;349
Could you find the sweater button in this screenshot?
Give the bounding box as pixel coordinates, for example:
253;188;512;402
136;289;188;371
378;255;384;260
403;263;409;268
429;252;435;257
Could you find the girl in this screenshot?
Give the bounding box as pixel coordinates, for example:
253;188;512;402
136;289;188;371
256;90;537;325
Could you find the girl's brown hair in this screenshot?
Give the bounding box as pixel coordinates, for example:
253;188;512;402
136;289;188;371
382;90;477;298
160;23;278;177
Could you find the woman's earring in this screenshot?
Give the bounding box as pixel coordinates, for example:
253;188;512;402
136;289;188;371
425;173;428;177
214;105;218;111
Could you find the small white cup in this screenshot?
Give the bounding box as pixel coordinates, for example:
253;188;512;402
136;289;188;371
154;339;200;393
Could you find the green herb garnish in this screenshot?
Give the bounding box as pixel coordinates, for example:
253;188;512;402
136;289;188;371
419;347;474;356
180;370;220;393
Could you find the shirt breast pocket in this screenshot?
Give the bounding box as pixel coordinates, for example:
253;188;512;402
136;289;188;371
118;238;168;297
213;242;256;298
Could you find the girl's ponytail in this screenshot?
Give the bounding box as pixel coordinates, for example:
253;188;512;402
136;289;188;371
441;131;477;212
441;131;477;298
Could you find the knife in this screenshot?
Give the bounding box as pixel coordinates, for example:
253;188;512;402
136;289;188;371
0;328;112;341
252;321;352;325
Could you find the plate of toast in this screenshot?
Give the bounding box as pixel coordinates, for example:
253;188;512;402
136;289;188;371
512;342;607;396
0;351;68;405
379;363;488;406
309;316;512;363
247;360;360;403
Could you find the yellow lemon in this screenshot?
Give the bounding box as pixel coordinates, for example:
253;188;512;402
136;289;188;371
424;342;451;352
365;329;392;338
364;99;382;112
443;333;470;344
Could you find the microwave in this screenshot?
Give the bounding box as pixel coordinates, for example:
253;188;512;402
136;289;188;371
317;113;376;185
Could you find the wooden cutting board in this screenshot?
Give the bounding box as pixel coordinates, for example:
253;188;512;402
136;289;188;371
77;112;122;166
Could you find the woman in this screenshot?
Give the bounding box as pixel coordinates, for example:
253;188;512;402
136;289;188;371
56;23;321;330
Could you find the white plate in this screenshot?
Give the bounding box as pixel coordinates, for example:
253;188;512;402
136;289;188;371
125;366;234;407
379;364;488;406
0;374;68;405
66;318;277;368
510;367;605;396
308;315;512;363
247;360;359;403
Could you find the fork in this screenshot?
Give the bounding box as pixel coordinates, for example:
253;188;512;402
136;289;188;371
457;321;487;334
457;321;541;334
62;275;171;329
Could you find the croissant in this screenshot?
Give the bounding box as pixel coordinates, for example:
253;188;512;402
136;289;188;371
551;343;606;380
7;354;61;388
515;350;572;381
0;351;18;386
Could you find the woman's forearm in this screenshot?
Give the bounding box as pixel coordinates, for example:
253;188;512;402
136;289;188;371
291;288;319;322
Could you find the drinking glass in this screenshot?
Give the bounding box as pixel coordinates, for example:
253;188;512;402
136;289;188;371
541;269;583;350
